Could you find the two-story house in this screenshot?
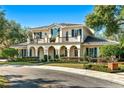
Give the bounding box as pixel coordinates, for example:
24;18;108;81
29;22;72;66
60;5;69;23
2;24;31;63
11;23;118;61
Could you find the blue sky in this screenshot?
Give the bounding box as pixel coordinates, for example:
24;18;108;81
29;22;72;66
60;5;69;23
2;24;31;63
2;5;94;28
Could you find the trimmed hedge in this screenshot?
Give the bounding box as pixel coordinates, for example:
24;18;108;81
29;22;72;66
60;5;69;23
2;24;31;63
14;57;39;62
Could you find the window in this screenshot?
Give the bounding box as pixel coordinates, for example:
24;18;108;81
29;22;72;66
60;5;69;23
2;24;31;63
51;29;53;35
34;32;40;39
22;49;27;57
65;49;67;56
78;29;82;36
30;49;32;57
72;29;81;37
74;47;78;56
51;28;60;38
86;48;97;58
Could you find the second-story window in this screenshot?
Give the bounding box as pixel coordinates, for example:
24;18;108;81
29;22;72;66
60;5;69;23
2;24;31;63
51;28;60;38
72;29;78;37
34;32;42;39
72;29;82;37
78;29;82;36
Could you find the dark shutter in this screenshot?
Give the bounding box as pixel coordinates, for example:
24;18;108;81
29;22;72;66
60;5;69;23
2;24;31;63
72;29;74;37
79;29;82;36
51;29;53;35
40;32;42;39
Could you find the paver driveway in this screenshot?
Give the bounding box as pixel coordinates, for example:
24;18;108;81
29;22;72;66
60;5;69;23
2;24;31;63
0;65;124;88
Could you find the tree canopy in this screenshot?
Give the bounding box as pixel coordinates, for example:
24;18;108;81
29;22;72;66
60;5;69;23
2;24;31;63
85;5;124;37
0;9;27;49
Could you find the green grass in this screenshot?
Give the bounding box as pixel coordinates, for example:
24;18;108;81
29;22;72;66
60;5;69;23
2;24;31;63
0;61;43;65
0;76;9;88
119;64;124;70
45;63;84;69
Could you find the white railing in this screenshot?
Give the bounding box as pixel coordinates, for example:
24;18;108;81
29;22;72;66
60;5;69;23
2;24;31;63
29;36;81;44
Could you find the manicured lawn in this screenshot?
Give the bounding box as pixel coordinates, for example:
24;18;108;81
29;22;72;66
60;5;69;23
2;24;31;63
0;61;43;65
119;63;124;70
45;63;84;69
0;76;9;88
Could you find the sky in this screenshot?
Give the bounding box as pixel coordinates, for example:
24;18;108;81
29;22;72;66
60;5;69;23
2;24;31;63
2;5;94;28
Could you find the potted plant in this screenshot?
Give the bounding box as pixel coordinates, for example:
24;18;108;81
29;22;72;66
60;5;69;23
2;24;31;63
50;37;56;42
108;55;118;70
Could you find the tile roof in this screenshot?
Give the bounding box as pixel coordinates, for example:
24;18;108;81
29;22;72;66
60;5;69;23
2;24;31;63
83;36;119;45
30;23;82;29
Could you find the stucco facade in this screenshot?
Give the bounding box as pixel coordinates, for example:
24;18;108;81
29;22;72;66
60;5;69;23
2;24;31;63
11;23;118;61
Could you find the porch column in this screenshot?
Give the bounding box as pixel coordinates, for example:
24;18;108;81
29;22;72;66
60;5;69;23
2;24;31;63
78;48;81;61
77;35;81;42
35;48;38;57
97;47;100;57
44;48;49;62
58;49;60;59
56;49;60;59
67;49;69;57
78;49;81;57
27;48;30;57
32;32;35;39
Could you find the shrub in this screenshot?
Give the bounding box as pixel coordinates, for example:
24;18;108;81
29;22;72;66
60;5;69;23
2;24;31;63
44;55;48;62
83;63;112;72
2;48;18;59
15;57;38;62
55;55;59;59
83;64;92;69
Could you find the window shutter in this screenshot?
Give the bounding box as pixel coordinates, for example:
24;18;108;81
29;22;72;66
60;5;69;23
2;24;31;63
40;32;42;39
51;29;53;35
72;29;74;37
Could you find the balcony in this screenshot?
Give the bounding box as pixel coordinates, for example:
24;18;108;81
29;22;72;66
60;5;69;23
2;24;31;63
29;35;81;44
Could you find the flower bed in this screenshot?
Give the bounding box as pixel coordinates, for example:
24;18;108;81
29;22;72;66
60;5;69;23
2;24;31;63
83;63;124;73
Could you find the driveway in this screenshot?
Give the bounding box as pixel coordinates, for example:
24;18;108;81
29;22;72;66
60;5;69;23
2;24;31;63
0;65;123;88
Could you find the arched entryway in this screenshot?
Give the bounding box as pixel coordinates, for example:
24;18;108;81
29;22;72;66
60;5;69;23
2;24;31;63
38;47;44;60
70;46;78;57
60;46;67;57
48;46;56;60
30;47;36;57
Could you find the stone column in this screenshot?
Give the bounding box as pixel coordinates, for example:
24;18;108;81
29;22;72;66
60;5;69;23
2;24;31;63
48;34;51;43
44;36;48;43
44;48;49;62
78;48;81;62
77;35;81;42
32;32;35;39
56;36;59;43
27;48;30;57
35;48;38;57
97;47;100;57
67;49;70;60
58;49;60;59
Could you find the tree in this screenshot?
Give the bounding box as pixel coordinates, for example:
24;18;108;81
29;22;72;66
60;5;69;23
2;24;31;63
100;45;118;57
85;5;124;36
1;48;18;59
0;9;27;49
